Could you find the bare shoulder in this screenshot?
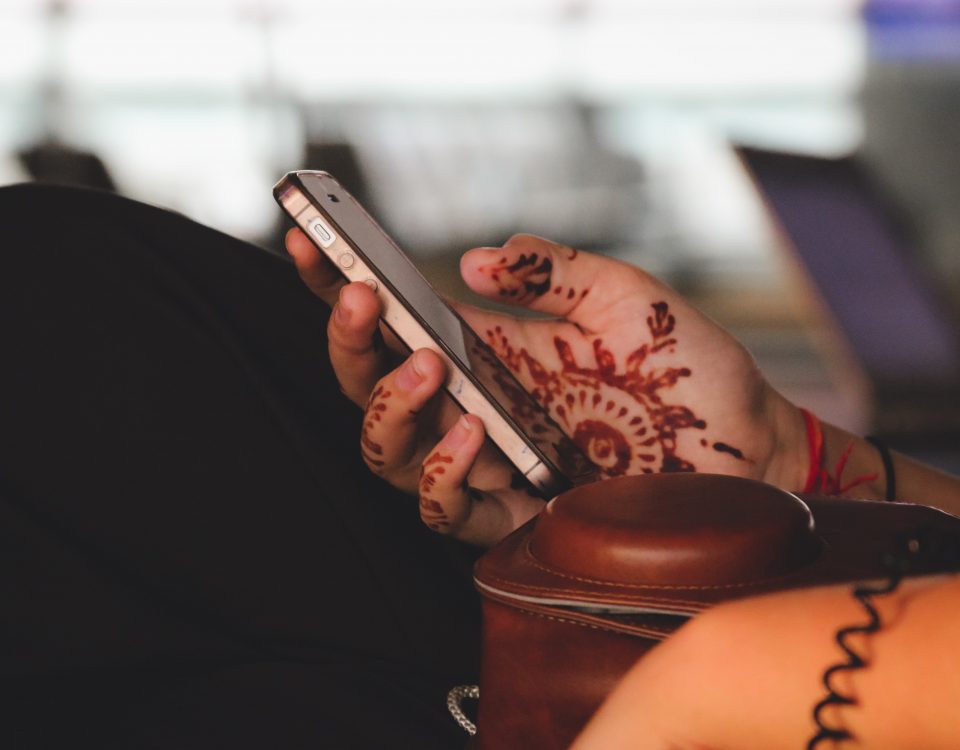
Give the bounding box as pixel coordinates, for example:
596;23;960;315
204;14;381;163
573;575;960;750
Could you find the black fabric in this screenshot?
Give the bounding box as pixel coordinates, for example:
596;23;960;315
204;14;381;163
0;183;481;749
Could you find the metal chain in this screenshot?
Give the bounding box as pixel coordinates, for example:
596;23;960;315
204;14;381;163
446;685;480;736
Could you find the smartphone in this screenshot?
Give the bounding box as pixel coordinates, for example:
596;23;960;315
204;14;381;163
273;170;597;498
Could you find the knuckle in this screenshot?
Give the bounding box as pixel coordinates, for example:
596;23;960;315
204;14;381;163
418;493;452;534
359;383;391;472
360;434;386;475
333;337;379;359
295;252;329;279
309;275;340;297
418;453;455;533
505;232;556;251
328;324;381;361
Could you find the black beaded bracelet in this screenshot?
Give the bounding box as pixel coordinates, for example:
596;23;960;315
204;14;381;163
865;436;896;501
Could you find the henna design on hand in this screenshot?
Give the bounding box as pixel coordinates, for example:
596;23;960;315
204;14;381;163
419;451;454;531
483;301;745;478
712;442;746;461
360;384;390;470
647;301;675;342
476;244;585;303
478;253;552;302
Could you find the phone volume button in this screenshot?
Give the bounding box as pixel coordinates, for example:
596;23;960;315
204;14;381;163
338;253;355;269
363;278;379;292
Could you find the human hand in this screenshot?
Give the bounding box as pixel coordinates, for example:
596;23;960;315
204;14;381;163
285;228;546;546
286;229;808;546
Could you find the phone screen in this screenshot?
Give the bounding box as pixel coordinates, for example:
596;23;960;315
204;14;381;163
295;172;595;488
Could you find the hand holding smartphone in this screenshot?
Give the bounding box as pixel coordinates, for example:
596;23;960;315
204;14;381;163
274;171;595;498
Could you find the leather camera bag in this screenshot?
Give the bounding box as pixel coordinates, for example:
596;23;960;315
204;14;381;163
471;473;960;749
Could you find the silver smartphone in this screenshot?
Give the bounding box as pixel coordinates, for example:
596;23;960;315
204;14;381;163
273;170;597;498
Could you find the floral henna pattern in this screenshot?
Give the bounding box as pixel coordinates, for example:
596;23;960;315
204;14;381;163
360;384;390;470
483;301;745;478
419;451;454;531
477;245;587;304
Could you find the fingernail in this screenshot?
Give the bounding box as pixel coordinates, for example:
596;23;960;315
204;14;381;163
396;351;426;391
445;414;475;450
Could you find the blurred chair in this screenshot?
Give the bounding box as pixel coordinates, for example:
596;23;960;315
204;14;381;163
18;141;116;193
737;146;960;444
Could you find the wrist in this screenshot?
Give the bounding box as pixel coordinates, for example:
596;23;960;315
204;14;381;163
816;421;885;499
760;388;809;494
758;394;888;499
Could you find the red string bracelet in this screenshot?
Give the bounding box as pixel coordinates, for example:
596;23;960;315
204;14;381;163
800;408;823;493
800;407;878;496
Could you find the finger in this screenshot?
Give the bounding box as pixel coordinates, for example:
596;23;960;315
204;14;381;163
360;348;446;477
327;281;390;406
460;233;668;331
417;414;485;533
418;416;546;547
285;227;345;305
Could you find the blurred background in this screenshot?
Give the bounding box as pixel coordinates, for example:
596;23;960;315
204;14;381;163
1;0;958;469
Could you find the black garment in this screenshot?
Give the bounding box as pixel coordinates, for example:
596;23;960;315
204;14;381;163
0;184;481;749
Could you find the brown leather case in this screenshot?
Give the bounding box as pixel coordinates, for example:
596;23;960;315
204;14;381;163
472;473;960;749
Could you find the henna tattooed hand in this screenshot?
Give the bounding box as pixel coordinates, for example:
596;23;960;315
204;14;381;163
285;231;545;547
286;229;805;548
448;234;806;543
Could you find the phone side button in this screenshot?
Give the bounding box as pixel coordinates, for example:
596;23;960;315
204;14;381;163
338;253;355;269
307;217;337;248
363;278;379;292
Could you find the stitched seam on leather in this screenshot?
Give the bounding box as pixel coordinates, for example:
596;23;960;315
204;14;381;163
497;606;669;640
479;571;707;609
518;538;803;591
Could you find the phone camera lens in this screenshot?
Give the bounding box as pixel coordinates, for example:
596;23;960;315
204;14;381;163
327;193;340;202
